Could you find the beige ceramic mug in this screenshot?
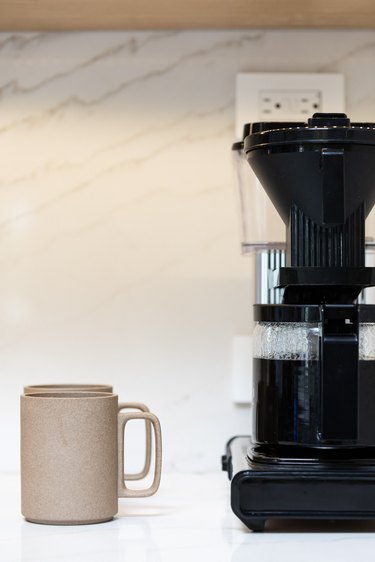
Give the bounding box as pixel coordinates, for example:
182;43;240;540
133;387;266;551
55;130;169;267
23;384;152;481
21;391;162;525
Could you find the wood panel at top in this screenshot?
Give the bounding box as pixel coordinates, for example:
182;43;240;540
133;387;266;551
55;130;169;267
0;0;375;30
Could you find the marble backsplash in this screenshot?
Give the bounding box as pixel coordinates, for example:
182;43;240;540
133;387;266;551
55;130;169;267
1;29;375;472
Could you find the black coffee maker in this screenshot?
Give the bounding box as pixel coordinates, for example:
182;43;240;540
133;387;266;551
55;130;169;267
222;113;375;531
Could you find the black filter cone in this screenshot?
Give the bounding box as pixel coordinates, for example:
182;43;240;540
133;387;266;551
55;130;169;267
244;114;375;269
247;148;375;227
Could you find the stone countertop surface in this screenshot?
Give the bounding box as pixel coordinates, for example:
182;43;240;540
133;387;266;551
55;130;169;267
2;471;375;562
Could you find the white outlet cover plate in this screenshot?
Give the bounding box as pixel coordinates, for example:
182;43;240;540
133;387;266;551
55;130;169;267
235;72;344;138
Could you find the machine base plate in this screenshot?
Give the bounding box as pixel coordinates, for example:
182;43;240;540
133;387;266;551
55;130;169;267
222;436;375;532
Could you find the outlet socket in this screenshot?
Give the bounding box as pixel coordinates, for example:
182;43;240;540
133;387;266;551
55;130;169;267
259;89;321;119
235;72;344;138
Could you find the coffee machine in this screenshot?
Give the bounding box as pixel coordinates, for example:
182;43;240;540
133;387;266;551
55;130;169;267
222;113;375;531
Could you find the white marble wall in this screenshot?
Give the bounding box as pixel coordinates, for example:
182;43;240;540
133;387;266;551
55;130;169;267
1;30;375;473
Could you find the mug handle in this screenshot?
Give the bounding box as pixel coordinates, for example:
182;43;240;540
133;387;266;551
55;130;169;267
117;411;162;498
118;402;152;480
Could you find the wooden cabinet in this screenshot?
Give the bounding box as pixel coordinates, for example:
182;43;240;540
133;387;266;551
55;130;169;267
0;0;374;30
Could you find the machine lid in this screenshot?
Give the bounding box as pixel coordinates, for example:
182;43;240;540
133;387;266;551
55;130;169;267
231;123;251;151
231;140;243;152
244;113;375;152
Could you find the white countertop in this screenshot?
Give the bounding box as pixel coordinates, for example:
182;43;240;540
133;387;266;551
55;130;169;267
2;471;375;562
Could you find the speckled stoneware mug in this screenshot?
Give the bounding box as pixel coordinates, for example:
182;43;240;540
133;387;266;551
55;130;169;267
23;384;152;481
21;391;162;525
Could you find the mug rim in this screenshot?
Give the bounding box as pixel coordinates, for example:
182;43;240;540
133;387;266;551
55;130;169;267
22;391;117;399
24;384;112;390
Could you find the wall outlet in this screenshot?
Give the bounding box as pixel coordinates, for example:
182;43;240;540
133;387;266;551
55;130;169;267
235;72;344;138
